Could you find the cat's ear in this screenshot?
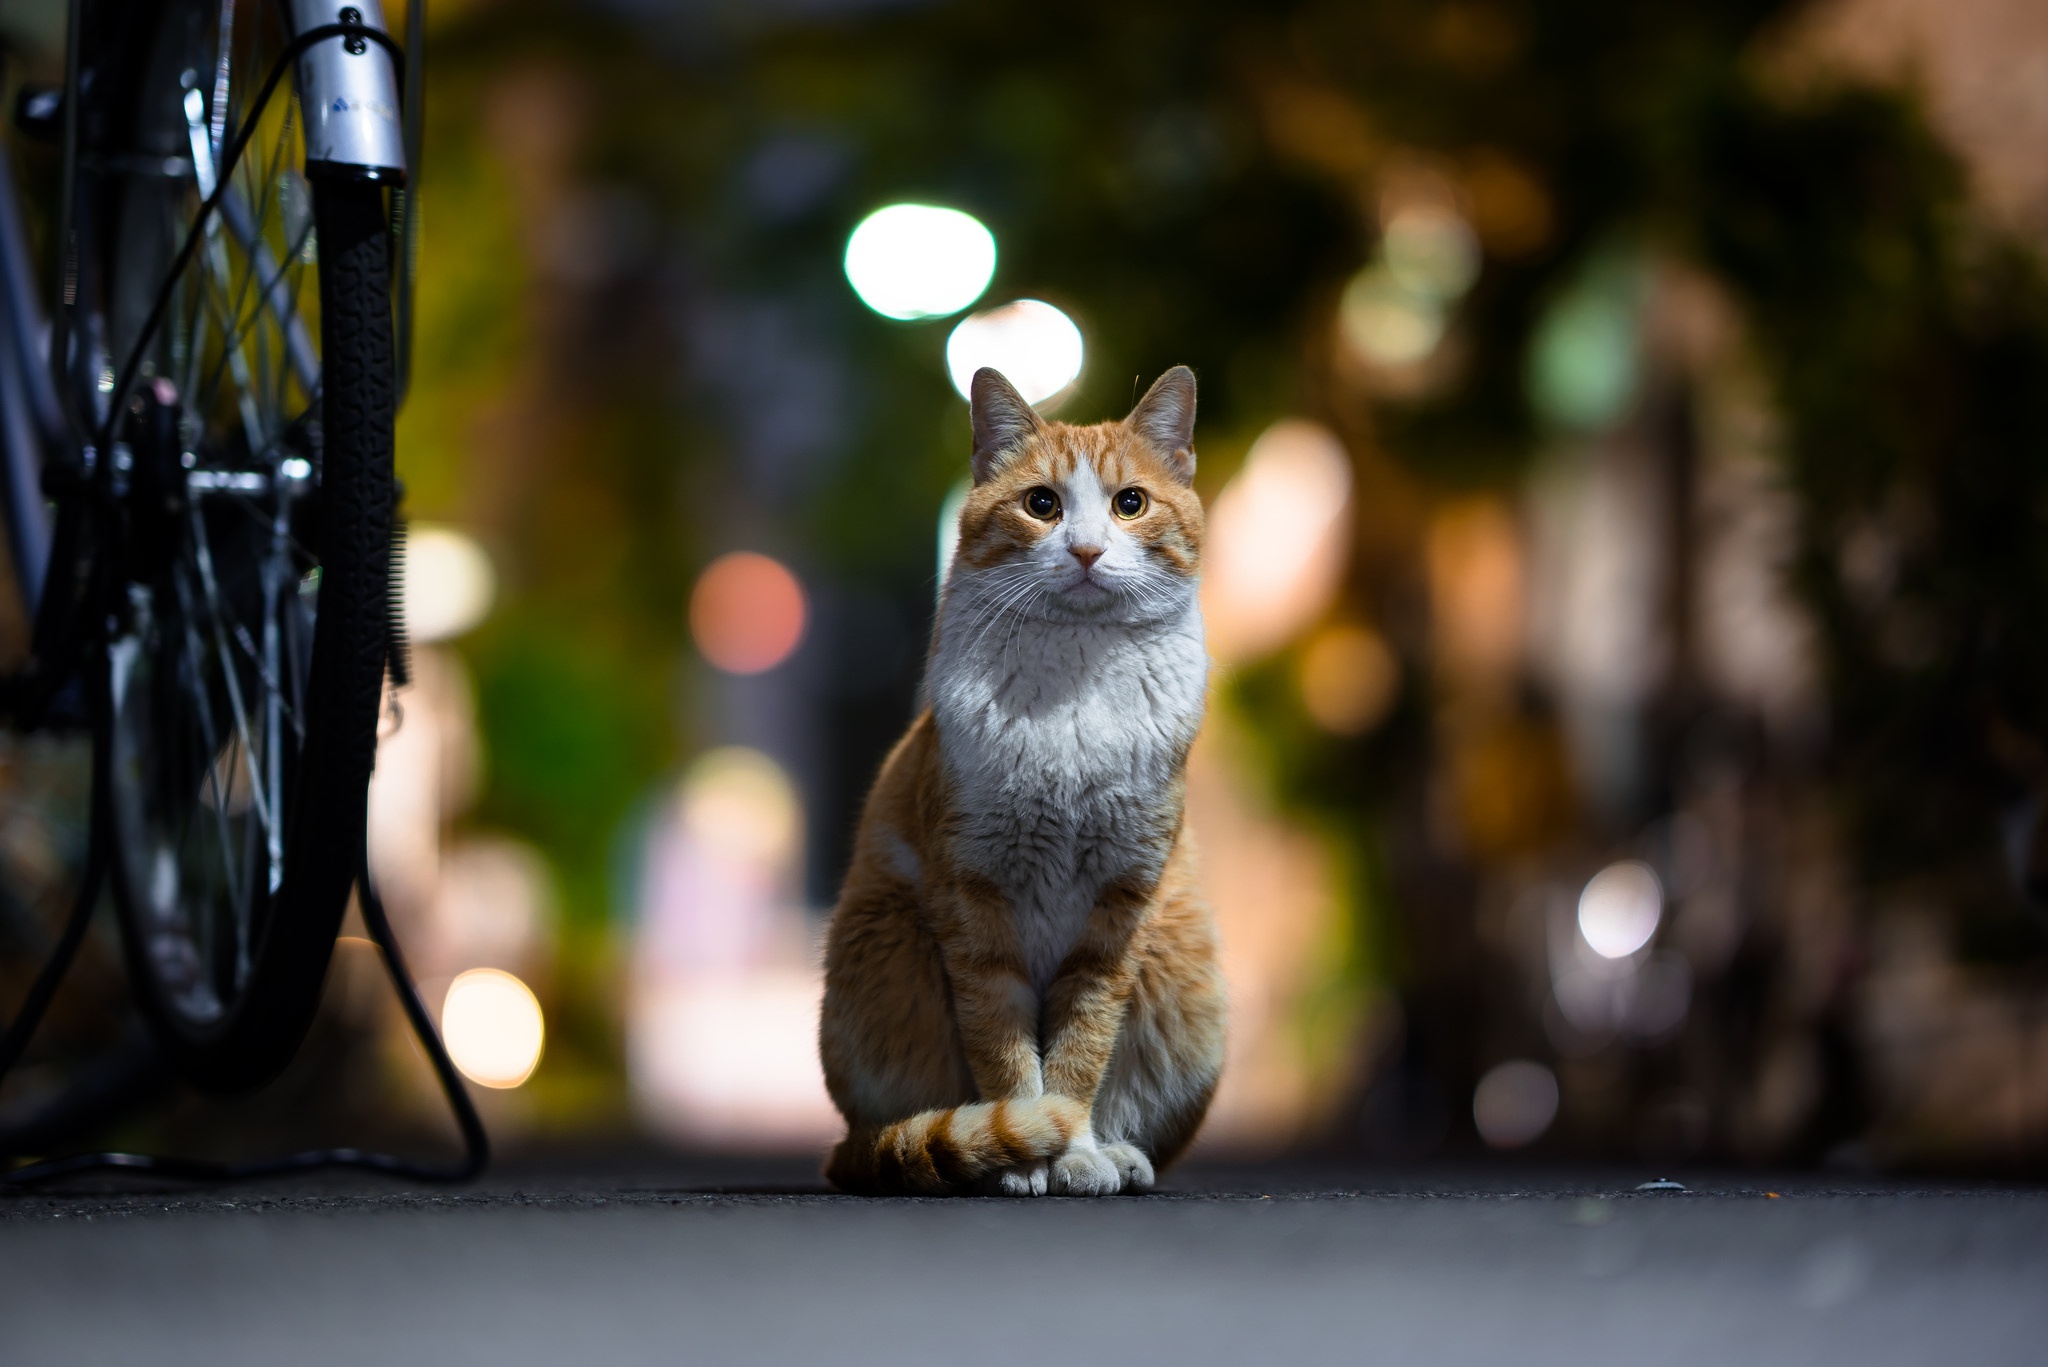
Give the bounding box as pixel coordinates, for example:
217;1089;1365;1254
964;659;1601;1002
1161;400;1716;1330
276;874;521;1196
970;368;1045;484
1126;366;1197;484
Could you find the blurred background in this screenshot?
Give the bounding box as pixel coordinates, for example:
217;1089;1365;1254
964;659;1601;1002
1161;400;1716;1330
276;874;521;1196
4;0;2048;1175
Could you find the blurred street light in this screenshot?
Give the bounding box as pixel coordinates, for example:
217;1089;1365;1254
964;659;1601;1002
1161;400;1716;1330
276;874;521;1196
442;967;545;1089
944;299;1084;405
402;524;496;644
1579;860;1663;959
843;204;996;320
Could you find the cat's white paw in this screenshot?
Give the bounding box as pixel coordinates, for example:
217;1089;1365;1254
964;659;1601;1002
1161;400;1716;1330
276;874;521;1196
990;1160;1049;1197
1100;1142;1155;1193
1049;1144;1122;1196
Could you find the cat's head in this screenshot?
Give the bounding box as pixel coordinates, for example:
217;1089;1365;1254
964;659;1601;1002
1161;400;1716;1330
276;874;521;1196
950;366;1203;625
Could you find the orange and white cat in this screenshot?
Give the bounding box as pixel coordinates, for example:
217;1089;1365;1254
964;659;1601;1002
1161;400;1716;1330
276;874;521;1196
819;366;1224;1196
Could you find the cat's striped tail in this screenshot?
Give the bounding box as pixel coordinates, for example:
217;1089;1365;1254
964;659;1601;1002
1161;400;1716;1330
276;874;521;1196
825;1095;1088;1195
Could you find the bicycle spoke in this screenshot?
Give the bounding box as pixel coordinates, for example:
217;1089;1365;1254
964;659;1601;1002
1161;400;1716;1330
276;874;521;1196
226;613;306;742
219;485;314;565
225;93;316;409
183;91;268;454
187;513;274;837
261;486;287;895
205;209;317;412
191;510;297;922
186;540;270;988
169;562;249;945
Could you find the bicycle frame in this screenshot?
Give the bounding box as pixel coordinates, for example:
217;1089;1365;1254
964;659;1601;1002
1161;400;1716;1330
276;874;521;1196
0;156;56;623
0;0;407;670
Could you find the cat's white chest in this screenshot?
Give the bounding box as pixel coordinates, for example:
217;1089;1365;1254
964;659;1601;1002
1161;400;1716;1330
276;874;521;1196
930;606;1206;991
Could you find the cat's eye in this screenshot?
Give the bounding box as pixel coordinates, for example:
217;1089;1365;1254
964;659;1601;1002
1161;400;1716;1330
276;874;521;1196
1024;487;1061;520
1114;487;1148;519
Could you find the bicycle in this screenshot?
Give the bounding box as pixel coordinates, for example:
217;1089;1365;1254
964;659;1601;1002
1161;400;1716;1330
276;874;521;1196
0;0;484;1182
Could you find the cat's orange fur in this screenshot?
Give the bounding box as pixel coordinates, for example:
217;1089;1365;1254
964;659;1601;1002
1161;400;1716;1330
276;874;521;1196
820;368;1225;1196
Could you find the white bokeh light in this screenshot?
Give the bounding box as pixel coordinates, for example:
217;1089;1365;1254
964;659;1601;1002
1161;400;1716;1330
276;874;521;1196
1578;860;1664;959
843;204;996;320
944;299;1084;405
403;524;495;644
442;967;545;1089
1201;420;1354;664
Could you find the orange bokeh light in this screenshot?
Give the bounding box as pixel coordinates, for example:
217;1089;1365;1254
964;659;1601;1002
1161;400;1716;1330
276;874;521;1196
690;552;807;674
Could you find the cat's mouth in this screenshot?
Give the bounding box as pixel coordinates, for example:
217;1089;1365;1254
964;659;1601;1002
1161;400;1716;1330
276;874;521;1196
1056;575;1137;617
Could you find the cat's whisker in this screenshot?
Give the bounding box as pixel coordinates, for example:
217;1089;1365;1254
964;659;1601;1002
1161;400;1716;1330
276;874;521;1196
963;571;1052;655
959;585;1034;657
945;570;1040;652
997;583;1054;685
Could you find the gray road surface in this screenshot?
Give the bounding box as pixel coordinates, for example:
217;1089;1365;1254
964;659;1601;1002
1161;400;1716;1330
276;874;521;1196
3;1159;2044;1365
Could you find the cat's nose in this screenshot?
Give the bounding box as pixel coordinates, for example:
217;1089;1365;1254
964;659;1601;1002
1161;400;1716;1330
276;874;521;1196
1070;544;1103;569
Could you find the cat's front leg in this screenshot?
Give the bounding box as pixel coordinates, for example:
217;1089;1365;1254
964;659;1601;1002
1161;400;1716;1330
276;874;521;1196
1040;878;1150;1196
933;877;1065;1194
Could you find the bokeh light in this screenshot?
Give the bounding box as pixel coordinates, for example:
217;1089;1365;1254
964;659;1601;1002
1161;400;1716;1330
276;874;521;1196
1339;270;1445;367
689;552;807;675
640;747;806;978
1297;623;1399;735
1473;1059;1560;1148
1427;499;1524;680
843;204;996;320
1382;204;1481;299
944;299;1084;405
1578;860;1664;959
680;747;803;871
631;746;837;1147
1202;420;1353;664
402;524;496;644
1338;201;1481;372
1527;251;1641;430
442;967;545;1089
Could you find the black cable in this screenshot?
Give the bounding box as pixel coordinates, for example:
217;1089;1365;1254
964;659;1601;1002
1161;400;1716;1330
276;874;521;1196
99;15;407;444
0;848;489;1186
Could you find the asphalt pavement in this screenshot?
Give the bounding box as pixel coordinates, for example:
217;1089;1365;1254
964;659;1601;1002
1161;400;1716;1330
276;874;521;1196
3;1155;2044;1366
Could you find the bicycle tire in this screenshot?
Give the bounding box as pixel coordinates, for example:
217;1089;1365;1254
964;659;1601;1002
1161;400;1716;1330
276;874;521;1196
92;6;395;1094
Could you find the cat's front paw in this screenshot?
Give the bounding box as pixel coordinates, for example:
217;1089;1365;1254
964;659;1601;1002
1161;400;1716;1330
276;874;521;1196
989;1160;1049;1197
1049;1144;1122;1196
1100;1142;1155;1193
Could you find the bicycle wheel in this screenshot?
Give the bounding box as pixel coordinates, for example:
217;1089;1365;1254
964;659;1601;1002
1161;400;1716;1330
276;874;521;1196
92;1;395;1093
